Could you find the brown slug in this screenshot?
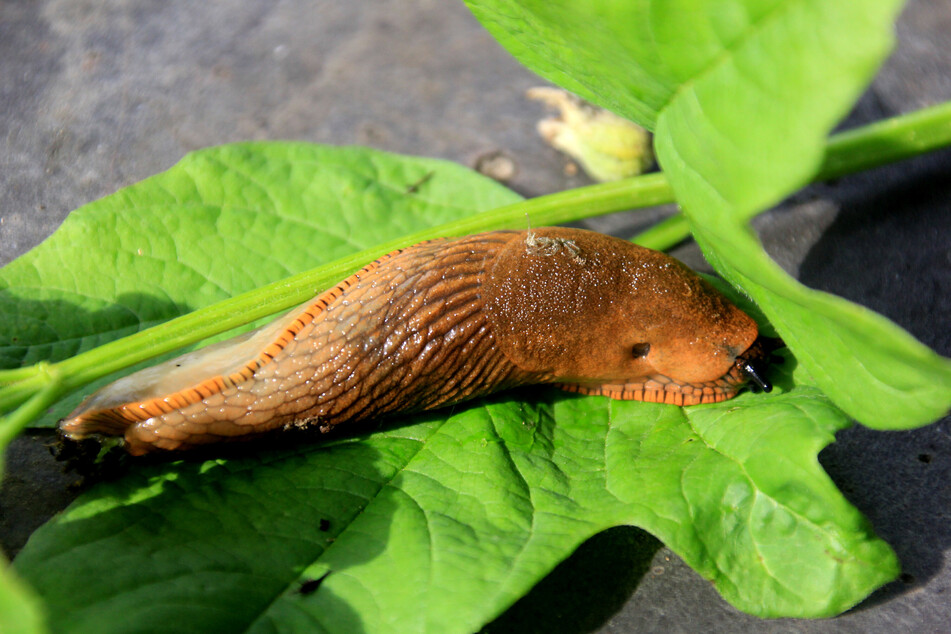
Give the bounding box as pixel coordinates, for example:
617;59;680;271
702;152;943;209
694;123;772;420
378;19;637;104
60;227;771;455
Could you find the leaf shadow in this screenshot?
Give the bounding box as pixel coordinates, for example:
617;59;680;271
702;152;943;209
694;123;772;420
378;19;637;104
482;526;662;633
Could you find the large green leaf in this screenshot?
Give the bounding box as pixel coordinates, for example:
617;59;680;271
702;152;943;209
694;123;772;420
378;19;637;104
14;382;896;631
464;0;951;428
6;144;899;628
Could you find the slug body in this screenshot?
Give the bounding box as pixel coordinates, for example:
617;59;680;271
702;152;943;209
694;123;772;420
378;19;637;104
61;228;766;454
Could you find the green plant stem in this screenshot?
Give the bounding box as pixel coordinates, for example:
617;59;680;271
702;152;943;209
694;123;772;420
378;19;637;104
632;213;690;250
818;100;951;180
2;101;951;417
0;365;62;446
0;364;43;385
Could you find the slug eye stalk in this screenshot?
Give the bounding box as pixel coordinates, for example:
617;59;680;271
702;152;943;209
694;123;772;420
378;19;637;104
740;361;772;393
735;337;784;394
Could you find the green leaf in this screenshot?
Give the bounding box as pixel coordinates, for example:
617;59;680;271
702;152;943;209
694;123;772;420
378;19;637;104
0;143;521;426
7;144;898;627
13;386;897;631
0;553;46;634
464;0;951;428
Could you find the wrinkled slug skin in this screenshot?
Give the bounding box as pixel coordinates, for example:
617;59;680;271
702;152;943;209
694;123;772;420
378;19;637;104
61;228;760;454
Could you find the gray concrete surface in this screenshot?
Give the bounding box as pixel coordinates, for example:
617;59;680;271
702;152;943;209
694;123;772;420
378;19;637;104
2;1;949;631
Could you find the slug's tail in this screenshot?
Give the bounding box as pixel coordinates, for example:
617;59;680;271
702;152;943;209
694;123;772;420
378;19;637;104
61;407;138;439
58;367;256;455
58;246;420;454
57;297;323;454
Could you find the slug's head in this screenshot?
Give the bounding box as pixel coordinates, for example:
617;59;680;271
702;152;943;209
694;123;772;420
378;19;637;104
484;228;765;403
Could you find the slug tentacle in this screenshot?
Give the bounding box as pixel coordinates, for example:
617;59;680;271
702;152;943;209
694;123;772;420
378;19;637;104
742;364;772;392
60;228;770;454
735;336;783;393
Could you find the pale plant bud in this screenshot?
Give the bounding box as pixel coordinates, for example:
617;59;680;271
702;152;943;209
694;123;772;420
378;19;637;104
528;87;653;182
